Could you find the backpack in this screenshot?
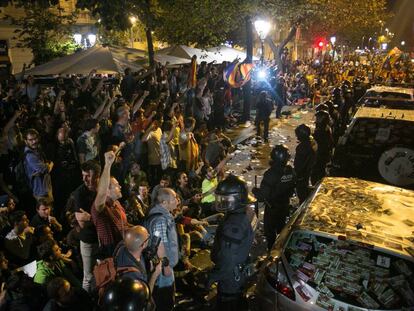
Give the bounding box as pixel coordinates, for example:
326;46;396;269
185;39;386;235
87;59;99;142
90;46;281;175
13;149;32;195
93;247;141;305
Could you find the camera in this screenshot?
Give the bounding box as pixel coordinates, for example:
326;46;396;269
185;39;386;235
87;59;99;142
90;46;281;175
142;232;161;272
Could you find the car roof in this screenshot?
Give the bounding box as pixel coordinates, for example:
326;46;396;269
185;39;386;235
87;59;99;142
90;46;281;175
296;177;414;260
366;86;414;97
354;106;414;121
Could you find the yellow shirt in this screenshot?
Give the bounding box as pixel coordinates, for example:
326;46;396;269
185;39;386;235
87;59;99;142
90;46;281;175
201;177;218;203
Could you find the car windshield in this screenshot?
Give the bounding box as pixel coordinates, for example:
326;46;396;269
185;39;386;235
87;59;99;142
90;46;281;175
365;91;412;99
284;230;414;310
347;118;414;148
361;98;414;110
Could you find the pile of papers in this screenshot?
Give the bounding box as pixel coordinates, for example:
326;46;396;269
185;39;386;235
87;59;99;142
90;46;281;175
286;231;414;310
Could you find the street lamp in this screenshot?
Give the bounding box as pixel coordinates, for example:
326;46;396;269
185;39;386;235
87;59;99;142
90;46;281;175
401;41;406;46
330;36;336;60
129;16;137;48
254;19;271;65
73;33;82;45
88;34;96;47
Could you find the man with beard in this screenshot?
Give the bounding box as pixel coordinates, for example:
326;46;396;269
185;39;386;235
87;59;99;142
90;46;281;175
24;128;53;201
66;160;100;293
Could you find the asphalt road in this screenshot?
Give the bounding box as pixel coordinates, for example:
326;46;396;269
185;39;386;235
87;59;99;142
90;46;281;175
175;106;315;310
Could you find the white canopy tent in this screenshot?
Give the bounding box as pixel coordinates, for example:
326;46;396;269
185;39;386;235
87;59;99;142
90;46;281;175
157;44;257;63
110;46;190;66
20;46;144;76
207;45;259;62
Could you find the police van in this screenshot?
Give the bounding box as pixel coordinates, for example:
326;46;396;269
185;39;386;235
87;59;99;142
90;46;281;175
255;177;414;311
360;86;414;101
331;106;414;189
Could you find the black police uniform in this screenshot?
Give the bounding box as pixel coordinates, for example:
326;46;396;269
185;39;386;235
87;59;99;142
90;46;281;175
210;209;254;310
209;175;255;311
256;96;273;141
294;138;317;203
274;80;287;119
311;124;333;185
255;164;295;251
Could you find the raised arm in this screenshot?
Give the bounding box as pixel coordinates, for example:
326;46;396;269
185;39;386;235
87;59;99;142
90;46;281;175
92;78;104;97
2;110;22;137
132;90;149;115
165;120;177;143
141;121;155;142
82;69;96;92
215;153;233;174
94;151;116;213
92;93;109;120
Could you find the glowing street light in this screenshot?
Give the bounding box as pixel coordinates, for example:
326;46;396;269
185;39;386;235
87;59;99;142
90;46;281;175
401;41;406;46
254;19;271;65
330;36;336;59
88;34;96;46
73;33;82;45
129;16;138;48
129;16;137;25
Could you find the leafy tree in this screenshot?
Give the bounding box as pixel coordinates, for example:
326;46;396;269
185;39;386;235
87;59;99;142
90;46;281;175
97;26;130;47
6;2;79;65
264;0;389;47
77;0;158;66
154;0;254;47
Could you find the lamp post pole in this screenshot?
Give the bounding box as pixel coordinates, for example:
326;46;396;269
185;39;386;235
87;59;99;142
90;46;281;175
330;36;336;61
254;19;271;66
260;40;265;65
129;16;137;48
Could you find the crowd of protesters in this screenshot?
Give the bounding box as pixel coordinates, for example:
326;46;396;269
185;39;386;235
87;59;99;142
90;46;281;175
0;46;413;310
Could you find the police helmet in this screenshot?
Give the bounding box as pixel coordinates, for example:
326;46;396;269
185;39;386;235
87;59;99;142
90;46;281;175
315;110;330;126
315;103;329;113
270;144;290;167
102;277;152;311
215;175;255;212
332;87;341;97
295;124;311;142
341;80;351;88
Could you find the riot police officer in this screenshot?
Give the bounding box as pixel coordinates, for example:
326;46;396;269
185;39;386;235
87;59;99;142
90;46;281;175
311;110;334;185
209;175;256;311
253;145;296;251
294;125;317;203
102;277;153;311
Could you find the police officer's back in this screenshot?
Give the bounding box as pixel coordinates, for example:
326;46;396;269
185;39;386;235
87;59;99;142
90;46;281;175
253;145;296;251
209;175;255;311
294;124;317;203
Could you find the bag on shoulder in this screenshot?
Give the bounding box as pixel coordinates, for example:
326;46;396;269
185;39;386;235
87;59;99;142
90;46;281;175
13;150;32;194
94;249;140;305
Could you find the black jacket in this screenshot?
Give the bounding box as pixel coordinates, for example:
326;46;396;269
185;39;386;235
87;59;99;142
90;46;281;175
255;164;296;206
294;138;317;180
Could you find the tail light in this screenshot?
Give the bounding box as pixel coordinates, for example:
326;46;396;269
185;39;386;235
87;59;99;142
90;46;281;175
264;259;295;300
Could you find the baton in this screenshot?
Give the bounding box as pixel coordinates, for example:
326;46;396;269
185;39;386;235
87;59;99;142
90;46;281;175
254;175;259;217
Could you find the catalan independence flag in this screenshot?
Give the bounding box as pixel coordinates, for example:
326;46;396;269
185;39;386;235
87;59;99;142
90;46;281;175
187;56;197;89
223;61;254;88
378;47;402;78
